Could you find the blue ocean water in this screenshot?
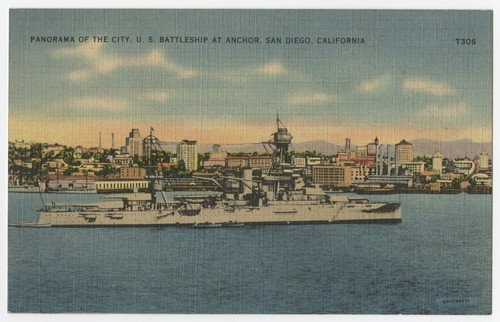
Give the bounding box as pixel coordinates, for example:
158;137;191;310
8;192;491;314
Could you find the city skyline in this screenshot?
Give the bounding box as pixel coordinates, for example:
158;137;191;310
9;133;492;161
9;10;492;148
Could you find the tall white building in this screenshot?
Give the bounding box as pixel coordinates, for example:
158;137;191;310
177;140;198;171
395;139;414;163
479;151;490;170
125;129;143;157
432;152;443;174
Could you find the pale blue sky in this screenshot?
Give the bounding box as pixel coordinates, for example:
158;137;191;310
9;9;492;147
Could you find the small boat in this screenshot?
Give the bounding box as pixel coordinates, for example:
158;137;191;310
192;222;222;228
224;221;245;227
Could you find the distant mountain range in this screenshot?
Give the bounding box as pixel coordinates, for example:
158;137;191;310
161;139;491;159
411;139;492;159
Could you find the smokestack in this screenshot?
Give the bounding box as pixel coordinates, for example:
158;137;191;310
386;145;390;177
379;145;383;175
112;133;115;150
395;150;398;176
344;137;351;152
99;131;102;149
374;137;380;175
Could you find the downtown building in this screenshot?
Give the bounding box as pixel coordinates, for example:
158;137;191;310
203;144;228;168
453;159;475;175
395;139;414;163
479;151;490;171
312;165;352;188
432;152;443;174
225;155;272;170
125;129;143;157
399;161;425;175
177;140;198;171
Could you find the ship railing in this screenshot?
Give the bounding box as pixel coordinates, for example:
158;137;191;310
41;204;100;212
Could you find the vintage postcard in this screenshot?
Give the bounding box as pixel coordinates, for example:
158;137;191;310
8;9;492;314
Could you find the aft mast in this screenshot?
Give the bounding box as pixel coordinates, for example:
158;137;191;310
142;127;168;205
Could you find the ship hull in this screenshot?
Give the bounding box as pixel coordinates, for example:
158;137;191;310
37;202;401;227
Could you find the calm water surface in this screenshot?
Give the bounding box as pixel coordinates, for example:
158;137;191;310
8;192;491;314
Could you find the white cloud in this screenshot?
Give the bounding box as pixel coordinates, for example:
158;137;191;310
257;60;287;76
53;45;199;81
403;78;456;96
288;92;337;105
212;60;289;82
93;57;122;74
359;75;390;93
52;42;104;59
70;96;129;111
132;50;199;78
416;102;469;118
